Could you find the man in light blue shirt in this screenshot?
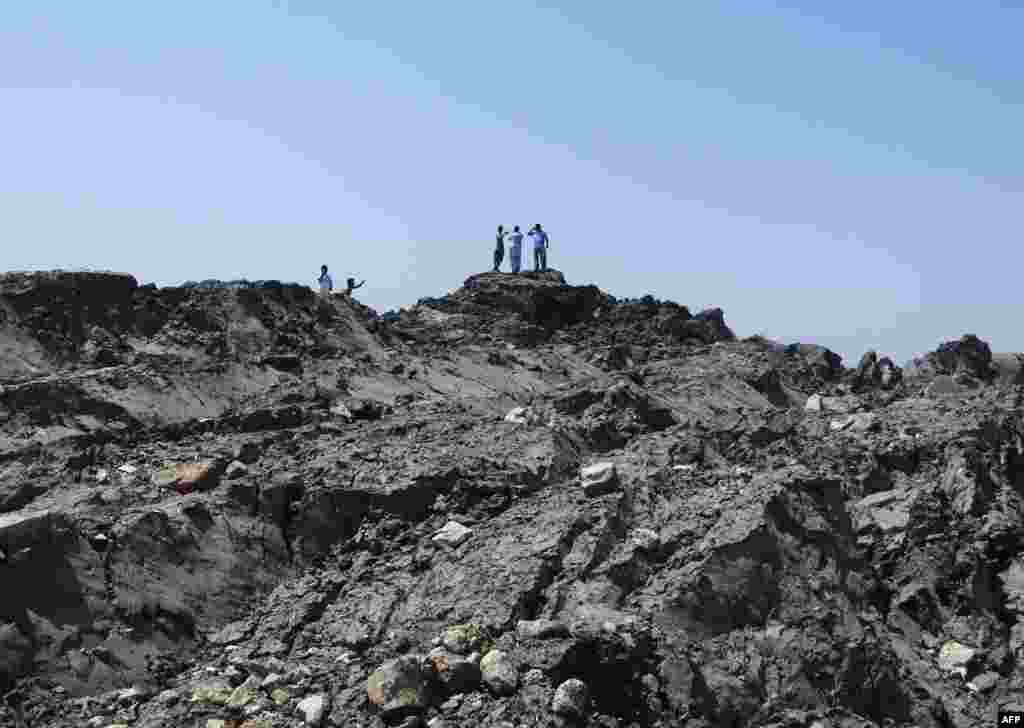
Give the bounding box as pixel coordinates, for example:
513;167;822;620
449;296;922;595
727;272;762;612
507;225;524;274
318;265;333;297
529;224;549;272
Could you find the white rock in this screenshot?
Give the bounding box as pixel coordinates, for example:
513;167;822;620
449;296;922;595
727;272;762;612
117;464;138;474
95;469;110;483
296;693;328;726
805;394;823;412
937;640;976;677
580;462;619;497
829;417;853;431
432;521;473;547
261;672;283;689
504;406;529;424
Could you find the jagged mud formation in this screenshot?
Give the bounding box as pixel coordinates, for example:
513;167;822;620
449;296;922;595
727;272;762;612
1;269;1024;727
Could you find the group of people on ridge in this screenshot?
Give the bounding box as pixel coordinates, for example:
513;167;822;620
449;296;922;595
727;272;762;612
316;223;550;301
318;265;364;298
493;224;549;274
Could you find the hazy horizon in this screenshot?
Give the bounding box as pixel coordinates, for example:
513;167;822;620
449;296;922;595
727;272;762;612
3;3;1022;365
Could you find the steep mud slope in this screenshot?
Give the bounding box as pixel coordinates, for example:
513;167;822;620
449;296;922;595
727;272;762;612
2;269;1024;728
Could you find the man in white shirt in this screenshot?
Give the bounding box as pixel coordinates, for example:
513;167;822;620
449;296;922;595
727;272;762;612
529;224;549;272
507;225;524;274
318;265;333;297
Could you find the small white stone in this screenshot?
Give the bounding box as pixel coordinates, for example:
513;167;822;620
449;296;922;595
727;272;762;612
261;672;283;689
937;641;976;677
830;417;853;431
296;693;328;725
580;462;619;496
504;406;529;424
432;521;473;547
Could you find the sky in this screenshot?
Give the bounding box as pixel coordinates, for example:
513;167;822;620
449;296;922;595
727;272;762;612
2;2;1022;364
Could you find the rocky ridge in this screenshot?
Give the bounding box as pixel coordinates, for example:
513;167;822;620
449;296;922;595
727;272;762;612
1;269;1023;727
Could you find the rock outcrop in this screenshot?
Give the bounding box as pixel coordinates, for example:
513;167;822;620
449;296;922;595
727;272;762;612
1;269;1024;728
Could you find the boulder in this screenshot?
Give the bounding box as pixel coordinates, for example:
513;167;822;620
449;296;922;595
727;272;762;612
480;649;518;696
933;334;994;380
296;693;329;725
580;462;619;497
937;641;976;678
552;678;589;718
366;655;434;717
428;649;482;695
854;350;903;389
441;624;488;655
850;488;912;536
909;334;995;382
692;307;734;341
151;461;225;495
432;521;473;547
787;343;843;381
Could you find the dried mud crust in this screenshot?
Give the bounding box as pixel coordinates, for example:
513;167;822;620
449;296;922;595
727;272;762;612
1;270;1023;727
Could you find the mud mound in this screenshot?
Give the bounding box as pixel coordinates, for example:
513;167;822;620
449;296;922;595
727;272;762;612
1;270;1024;728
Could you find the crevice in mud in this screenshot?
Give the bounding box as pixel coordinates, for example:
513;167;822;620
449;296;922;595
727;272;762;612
281;577;346;655
763;488;860;592
833;645;914;726
548;634;658;723
278;494;300;565
99;533;118;607
673;530;784;636
508;517;591;627
580;507;630;580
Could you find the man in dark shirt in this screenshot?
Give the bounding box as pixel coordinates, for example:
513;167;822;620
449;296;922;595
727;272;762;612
493;225;506;272
344;277;365;297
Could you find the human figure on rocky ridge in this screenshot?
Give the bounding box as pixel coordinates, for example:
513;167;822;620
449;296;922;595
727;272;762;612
530;223;549;272
344;277;365;297
493;225;506;272
507;225;524;274
317;265;333;297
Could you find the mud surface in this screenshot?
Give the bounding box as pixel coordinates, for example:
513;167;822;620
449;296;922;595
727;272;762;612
1;269;1023;727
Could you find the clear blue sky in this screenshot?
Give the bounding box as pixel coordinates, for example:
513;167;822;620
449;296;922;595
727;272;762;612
3;2;1022;364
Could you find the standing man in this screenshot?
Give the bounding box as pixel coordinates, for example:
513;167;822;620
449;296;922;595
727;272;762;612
530;224;549;272
507;225;524;274
318;265;333;297
344;277;365;297
493;225;506;272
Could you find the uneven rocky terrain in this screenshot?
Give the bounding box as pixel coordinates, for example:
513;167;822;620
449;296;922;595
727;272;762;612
1;268;1023;727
